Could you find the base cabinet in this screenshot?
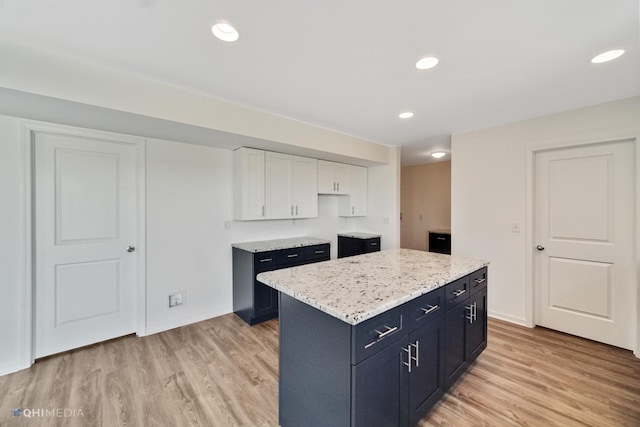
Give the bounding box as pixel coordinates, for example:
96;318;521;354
233;243;330;325
338;235;381;258
278;267;486;427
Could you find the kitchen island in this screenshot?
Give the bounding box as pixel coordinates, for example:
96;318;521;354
257;248;489;427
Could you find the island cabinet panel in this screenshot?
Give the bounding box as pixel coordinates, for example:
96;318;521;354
232;243;329;325
275;265;487;427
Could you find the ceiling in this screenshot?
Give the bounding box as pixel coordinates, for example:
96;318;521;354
0;0;638;166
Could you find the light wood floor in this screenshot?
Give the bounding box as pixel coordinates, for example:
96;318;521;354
1;316;639;426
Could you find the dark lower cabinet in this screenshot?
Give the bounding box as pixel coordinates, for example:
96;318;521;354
338;235;381;258
278;267;487;427
408;315;445;426
428;232;451;255
233;243;330;325
353;337;409;427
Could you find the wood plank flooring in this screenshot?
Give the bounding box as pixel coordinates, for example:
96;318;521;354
1;316;639;426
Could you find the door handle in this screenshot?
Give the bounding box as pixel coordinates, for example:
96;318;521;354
536;245;545;251
126;246;135;253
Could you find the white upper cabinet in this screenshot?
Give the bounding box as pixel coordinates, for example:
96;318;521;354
338;165;368;217
265;151;294;219
234;148;265;220
317;160;350;195
293;156;318;218
235;148;318;220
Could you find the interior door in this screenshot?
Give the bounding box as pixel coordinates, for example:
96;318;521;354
534;140;636;349
34;130;139;358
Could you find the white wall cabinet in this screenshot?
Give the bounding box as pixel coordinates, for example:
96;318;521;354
235;148;318;220
338;165;368;217
318;160;350;195
234;147;266;220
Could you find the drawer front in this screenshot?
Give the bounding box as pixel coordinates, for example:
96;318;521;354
445;276;469;310
428;232;451;255
352;304;406;364
306;244;330;261
275;247;307;266
363;237;381;253
408;287;445;328
469;267;488;294
254;251;278;273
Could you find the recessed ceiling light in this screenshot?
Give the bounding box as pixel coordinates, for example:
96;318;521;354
416;56;439;70
591;49;625;64
212;22;239;42
431;151;446;159
399;112;414;119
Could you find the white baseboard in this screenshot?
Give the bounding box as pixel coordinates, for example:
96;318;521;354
0;362;31;377
488;310;529;327
143;305;233;336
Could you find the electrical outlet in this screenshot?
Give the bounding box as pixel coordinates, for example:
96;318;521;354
168;292;184;308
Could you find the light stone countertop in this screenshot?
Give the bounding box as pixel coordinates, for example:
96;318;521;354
257;248;488;325
232;237;331;253
337;232;381;239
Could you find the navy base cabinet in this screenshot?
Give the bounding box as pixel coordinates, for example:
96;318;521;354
232;243;329;325
338;235;381;258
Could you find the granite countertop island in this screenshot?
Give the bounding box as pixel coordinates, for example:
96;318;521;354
257;248;488;325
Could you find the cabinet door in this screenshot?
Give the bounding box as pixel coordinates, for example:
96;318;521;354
352;337;409;427
317;160;336;194
253;282;278;318
467;286;488;362
444;300;469;390
338;165;367;217
293;156;318;218
408;315;444;426
234;148;265;220
333;162;350;194
265;151;293;219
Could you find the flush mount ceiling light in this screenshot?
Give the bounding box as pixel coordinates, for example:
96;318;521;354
591;49;625;64
212;22;239;42
431;151;446;159
415;56;439;70
399;112;414;119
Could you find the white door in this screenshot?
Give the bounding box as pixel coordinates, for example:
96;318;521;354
34;130;140;358
265;151;293;219
534;139;636;349
293;156;318;218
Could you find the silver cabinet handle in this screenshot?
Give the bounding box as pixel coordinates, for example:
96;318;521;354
352;206;354;215
314;250;325;254
452;289;466;297
537;245;545;251
295;205;298;216
370;242;378;246
420;304;439;315
466;302;478;323
364;325;399;349
259;258;273;263
437;237;446;240
474;278;486;285
375;325;398;339
412;341;419;367
403;346;412;372
126;245;135;253
287;254;299;258
262;205;265;217
337;182;340;192
466;304;474;322
333;182;336;191
291;205;294;216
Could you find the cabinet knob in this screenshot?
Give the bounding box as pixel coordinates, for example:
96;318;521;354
536;245;545;251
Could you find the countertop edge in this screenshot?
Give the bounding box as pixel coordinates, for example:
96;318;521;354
258;259;489;326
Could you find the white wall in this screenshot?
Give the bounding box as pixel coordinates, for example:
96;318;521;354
0;116;400;375
0;116;28;375
452;97;640;332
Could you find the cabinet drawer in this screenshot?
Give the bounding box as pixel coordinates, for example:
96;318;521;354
363;237;381;253
469;267;488;294
254;251;278;273
408;287;445;327
306;244;330;261
275;247;307;266
445;276;469;310
352;304;406;364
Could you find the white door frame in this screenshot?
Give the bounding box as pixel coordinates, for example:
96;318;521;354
20;120;147;367
524;133;640;358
